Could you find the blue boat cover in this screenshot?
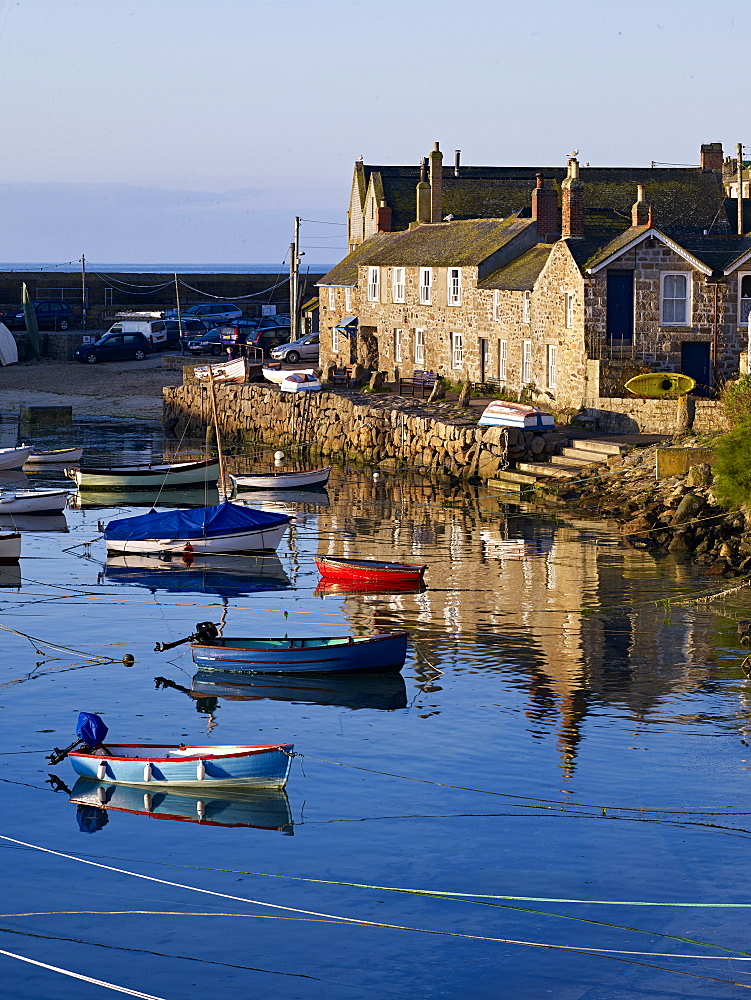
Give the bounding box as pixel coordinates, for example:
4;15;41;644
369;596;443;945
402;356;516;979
104;501;290;542
77;712;108;747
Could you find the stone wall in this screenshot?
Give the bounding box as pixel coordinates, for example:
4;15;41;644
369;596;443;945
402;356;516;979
582;397;729;434
163;383;566;481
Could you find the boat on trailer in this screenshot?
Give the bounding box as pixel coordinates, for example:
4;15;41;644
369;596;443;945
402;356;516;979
49;713;293;788
229;466;332;491
103;500;292;555
25;447;83;465
315;555;427;585
0;445;33;470
66;458;220;490
156;621;408;674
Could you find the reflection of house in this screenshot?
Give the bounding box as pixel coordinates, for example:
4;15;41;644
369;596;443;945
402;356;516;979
320;141;751;402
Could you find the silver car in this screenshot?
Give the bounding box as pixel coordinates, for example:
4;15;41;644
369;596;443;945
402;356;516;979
270;333;319;364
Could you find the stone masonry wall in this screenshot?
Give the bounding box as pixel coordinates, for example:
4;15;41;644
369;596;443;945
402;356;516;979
583;397;729;434
163;383;566;481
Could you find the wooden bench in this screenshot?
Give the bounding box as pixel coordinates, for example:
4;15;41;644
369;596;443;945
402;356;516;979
398;370;438;398
473;378;504;395
329;366;353;388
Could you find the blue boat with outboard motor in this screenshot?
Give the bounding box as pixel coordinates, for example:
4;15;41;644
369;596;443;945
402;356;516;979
154;621;408;674
47;712;294;788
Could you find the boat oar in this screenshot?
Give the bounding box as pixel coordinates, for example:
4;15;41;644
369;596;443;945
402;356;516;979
154;621;220;653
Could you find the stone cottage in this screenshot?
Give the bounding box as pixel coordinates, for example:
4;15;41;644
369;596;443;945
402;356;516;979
319;143;751;406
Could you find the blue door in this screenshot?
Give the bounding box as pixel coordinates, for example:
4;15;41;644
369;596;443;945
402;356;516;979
681;342;711;397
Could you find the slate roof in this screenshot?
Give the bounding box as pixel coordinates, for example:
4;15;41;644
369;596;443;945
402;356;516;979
354;218;534;267
361;165;730;235
478;244;555;291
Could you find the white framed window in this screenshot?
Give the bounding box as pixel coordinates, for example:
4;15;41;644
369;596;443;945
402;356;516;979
523;340;532;383
367;266;380;302
345;287;352;311
493;290;501;322
394;328;403;363
451;331;463;368
392;267;405;303
739;273;751;325
565;292;574;328
414;328;425;365
419;267;432;305
547;344;557;388
523;290;531;324
448;268;462;306
328;286;336;310
660;272;691;326
499;340;507;380
332;325;340;354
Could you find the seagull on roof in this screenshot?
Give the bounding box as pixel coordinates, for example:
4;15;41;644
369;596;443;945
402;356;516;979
567;149;579;158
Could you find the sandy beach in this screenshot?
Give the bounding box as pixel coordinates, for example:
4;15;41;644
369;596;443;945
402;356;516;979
0;355;180;419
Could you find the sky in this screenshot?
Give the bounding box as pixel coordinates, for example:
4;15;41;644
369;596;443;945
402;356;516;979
0;0;748;266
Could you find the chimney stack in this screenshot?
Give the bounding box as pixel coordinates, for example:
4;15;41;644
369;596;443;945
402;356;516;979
561;157;584;238
531;172;559;243
429;141;443;223
376;199;392;232
700;142;723;172
416;158;431;224
454;149;461;177
631;184;650;227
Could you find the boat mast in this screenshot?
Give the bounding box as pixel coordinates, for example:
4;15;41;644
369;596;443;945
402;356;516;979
207;365;227;499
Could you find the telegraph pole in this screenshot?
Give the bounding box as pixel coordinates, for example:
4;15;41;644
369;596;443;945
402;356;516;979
81;254;87;332
289;216;300;342
738;143;745;236
174;273;185;354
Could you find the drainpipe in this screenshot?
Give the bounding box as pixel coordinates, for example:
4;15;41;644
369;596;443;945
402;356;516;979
712;281;719;393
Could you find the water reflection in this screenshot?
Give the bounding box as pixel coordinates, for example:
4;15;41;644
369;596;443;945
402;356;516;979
103;552;291;596
68;776;294;833
0;513;68;532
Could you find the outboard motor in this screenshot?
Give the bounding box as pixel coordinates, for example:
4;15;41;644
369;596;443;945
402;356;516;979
154;621;220;653
47;712;109;766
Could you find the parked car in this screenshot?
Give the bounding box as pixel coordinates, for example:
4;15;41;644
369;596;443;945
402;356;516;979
5;299;76;330
270;333;319;364
165;302;243;325
186;328;225;356
74;332;152;364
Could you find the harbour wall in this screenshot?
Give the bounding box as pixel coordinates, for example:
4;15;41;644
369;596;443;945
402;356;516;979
162;384;568;480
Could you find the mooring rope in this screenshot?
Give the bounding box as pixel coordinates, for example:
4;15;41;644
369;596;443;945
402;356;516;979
0;947;169;999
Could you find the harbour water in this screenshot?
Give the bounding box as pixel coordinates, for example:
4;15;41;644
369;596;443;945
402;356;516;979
2;417;751;998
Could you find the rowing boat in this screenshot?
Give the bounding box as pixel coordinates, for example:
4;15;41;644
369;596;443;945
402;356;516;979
0;445;32;470
0;488;69;514
25;447;83;465
229;466;331;491
66;458;220;490
315;555;427;585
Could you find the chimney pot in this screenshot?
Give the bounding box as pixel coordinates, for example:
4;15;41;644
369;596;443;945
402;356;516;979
433;141;440;152
454;149;461;177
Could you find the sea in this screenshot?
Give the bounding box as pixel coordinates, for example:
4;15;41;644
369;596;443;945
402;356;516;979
0;263;333;275
1;415;751;998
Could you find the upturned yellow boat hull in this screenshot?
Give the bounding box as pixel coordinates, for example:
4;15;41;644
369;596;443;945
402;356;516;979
625;373;696;398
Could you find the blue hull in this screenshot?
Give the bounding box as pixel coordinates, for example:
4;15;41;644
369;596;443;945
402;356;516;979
191;632;408;674
70;743;293;788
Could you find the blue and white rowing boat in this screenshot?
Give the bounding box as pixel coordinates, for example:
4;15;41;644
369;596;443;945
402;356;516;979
48;713;294;789
182;629;408;674
69;742;294;788
478;401;555;429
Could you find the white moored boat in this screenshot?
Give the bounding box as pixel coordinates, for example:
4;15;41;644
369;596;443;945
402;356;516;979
280;373;321;393
229;466;331;491
193;358;247;384
0;532;21;563
0;489;69;514
66;458;220;490
25;447;83;465
0;446;33;471
103;500;292;555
